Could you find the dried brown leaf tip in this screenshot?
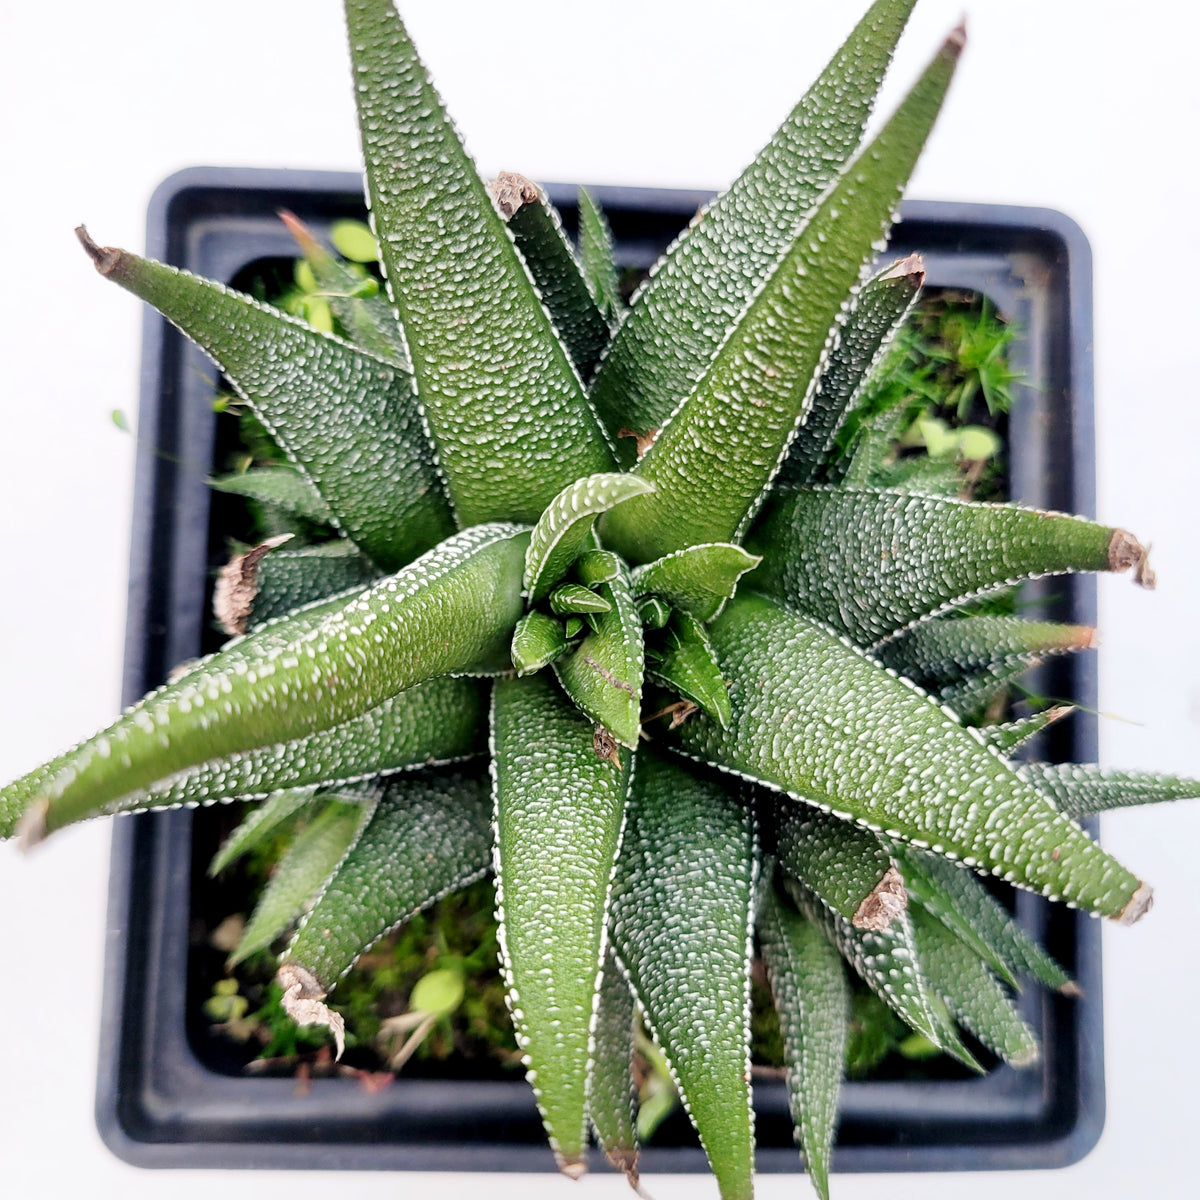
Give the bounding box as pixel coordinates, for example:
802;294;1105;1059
617;427;660;460
593;725;622;769
213;534;292;636
1117;880;1154;926
880;251;926;289
1108;528;1156;588
851;864;908;931
277;963;346;1059
75;225;122;276
488;171;539;219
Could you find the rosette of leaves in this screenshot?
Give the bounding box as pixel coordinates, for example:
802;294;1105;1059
3;2;1197;1197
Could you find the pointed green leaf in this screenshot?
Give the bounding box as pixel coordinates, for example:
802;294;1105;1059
344;0;615;524
877;615;1097;689
758;884;847;1200
890;841;1072;993
631;543;761;623
610;751;755;1200
1021;762;1200;819
646;610;731;727
8;525;527;839
246;540;382;629
588;946;639;1187
675;593;1151;922
748;488;1149;647
563;616;584;639
525;472;654;601
589;0;920;458
777;254;925;489
230;793;377;965
78;231;453;571
549;583;611;615
574;549;622;588
638;595;672;630
553;568;644;748
209;466;334;526
280;209;411;368
601;31;963;562
281;767;492;991
982;706;1073;754
492;673;632;1174
773;794;902;928
209;785;322;877
791;880;979;1070
78;676;487;829
910;906;1040;1067
511;611;570;676
489;174;611;379
577;188;623;323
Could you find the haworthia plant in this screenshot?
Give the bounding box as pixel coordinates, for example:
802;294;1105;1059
2;2;1191;1196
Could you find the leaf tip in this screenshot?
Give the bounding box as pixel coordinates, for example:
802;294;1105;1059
1107;529;1155;588
277;963;346;1059
15;796;49;853
557;1154;588;1181
1059;980;1084;999
488;171;539;219
278;208;322;257
880;251;926;290
75;225;122;276
213;534;293;636
1116;881;1154;926
851;864;907;930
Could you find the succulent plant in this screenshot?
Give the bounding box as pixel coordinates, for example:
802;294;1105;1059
3;1;1198;1197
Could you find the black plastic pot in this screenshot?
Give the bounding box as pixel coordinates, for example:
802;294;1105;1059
98;167;1102;1174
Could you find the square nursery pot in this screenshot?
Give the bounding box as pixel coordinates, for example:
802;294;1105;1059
98;167;1103;1174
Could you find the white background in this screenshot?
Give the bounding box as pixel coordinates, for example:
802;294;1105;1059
1;2;1197;1197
